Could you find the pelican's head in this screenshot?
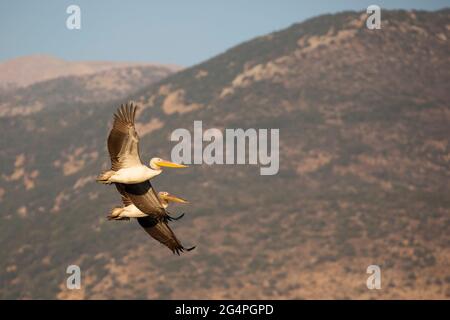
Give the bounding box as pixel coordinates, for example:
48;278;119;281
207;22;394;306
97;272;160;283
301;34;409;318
149;157;188;170
158;191;189;205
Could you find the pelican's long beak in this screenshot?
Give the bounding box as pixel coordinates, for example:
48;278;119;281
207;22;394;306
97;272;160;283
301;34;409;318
156;160;188;168
163;193;189;204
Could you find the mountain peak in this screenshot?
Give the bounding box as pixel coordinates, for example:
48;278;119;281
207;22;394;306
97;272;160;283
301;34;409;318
0;54;182;89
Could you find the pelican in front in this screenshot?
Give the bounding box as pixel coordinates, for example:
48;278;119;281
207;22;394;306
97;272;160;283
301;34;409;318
107;186;194;255
108;190;188;220
109;181;188;223
96;103;187;185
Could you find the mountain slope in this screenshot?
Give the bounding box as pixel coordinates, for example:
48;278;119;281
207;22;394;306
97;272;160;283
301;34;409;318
0;9;449;299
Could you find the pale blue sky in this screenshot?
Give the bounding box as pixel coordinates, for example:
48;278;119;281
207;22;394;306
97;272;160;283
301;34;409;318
0;0;448;66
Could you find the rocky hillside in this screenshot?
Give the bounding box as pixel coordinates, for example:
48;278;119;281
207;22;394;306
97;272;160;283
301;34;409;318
0;9;449;299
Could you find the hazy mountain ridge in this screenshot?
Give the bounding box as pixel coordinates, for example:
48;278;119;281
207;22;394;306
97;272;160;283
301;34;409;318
0;54;181;89
0;64;179;117
0;9;449;299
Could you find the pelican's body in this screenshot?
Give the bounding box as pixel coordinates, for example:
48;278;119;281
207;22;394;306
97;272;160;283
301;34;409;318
96;104;186;185
108;204;147;220
107;165;161;184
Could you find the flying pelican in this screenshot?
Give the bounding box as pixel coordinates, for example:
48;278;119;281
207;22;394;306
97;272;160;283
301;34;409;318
96;103;187;185
108;186;194;255
111;181;187;222
108;190;188;220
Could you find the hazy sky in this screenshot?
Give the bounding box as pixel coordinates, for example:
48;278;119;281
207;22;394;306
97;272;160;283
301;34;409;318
0;0;448;66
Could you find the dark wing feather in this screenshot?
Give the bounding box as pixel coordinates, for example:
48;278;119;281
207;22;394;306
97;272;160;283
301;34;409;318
107;103;142;171
137;217;192;255
114;183;133;207
120;180;167;218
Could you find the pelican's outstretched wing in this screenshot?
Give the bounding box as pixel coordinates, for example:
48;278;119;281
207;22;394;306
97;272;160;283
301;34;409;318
137;216;195;255
107;103;142;171
119;180;167;218
115;183;134;207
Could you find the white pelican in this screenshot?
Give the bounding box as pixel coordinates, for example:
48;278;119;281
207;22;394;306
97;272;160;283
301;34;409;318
96;103;187;185
109;181;187;223
108;184;195;255
108;191;188;220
